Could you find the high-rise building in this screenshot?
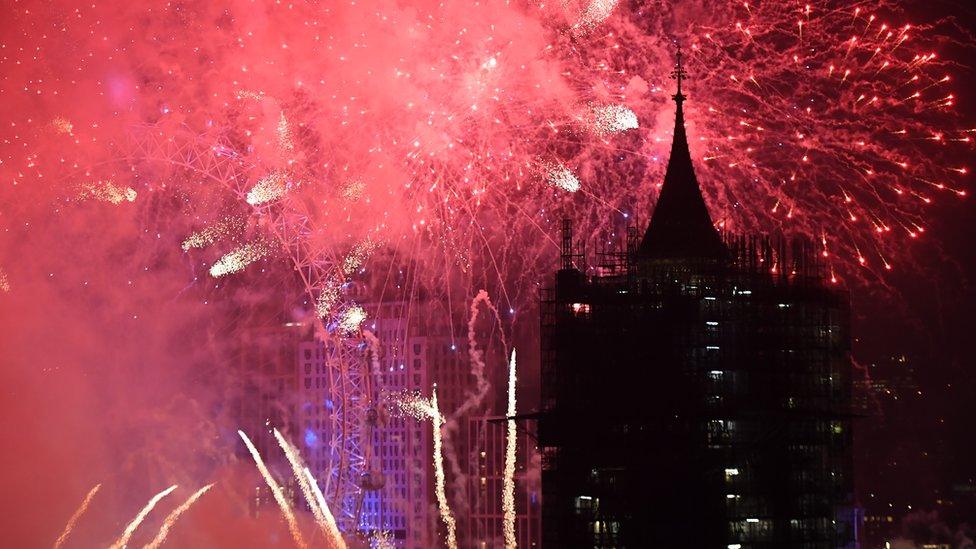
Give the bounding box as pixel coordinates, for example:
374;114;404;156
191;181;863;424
539;50;857;548
320;268;486;547
230;319;307;517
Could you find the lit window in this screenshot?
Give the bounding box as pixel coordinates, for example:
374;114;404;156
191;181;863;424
571;303;591;315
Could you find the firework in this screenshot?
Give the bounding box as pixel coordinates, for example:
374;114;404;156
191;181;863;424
0;266;9;293
273;429;346;549
303;468;346;549
245;171;289;206
181;217;243;251
429;387;458;549
588;104;639;136
79;181;137;205
144;484;214;549
386;387;456;548
278;113;295;152
342;239;377;276
369;530;395;549
208;241;269;278
53;483;101;549
544;162;582;193
315;281;341;319
108;485;177;549
51;116;73;135
238;430;307;549
572;0;620;34
338;305;367;334
502;349;517;549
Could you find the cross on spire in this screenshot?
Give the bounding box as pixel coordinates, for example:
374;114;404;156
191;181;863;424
637;43;726;262
671;44;687;104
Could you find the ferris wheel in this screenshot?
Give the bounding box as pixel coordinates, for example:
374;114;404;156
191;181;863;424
121;122;379;531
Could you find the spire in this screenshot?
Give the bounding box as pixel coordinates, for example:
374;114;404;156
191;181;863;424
638;45;726;261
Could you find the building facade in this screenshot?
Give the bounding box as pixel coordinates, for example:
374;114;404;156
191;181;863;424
539;52;857;548
467;416;543;548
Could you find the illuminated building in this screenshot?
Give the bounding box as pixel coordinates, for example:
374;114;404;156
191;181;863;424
330;266;483;547
540;50;857;548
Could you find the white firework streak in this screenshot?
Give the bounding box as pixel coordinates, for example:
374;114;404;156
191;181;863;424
53;483;101;549
79;180;137;205
302;468;346;549
246;171;289;206
502;349;517;549
238;430;307;549
0;266;9;293
572;0;619;33
389;388;456;548
430;387;458;549
278;112;294;151
273;429;346;548
109;485;177;549
181;217;243;251
143;484;214;549
543;161;580;193
589;104;639;136
209;241;268;278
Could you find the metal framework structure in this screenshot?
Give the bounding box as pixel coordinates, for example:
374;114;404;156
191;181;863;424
119;123;379;530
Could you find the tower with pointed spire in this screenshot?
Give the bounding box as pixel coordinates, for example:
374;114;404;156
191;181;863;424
639;45;727;262
539;47;857;548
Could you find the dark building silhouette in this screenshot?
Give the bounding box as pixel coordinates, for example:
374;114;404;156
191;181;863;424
539;49;857;548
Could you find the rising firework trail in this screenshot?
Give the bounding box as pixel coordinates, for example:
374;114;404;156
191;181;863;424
109;485;177;549
272;428;346;548
389;388;458;549
302;468;346;549
237;430;307;549
52;483;101;549
143;484;215;549
503;349;518;549
429;386;458;549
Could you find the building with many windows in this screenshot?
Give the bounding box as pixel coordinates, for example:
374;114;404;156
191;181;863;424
539;51;857;548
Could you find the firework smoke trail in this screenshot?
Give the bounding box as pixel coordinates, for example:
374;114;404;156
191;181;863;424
438;290;508;515
302;468;346;549
429;387;458;549
109;485;177;549
272;428;345;547
52;483;101;549
502;349;518;549
455;290;507;420
143;484;214;549
237;430;307;549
